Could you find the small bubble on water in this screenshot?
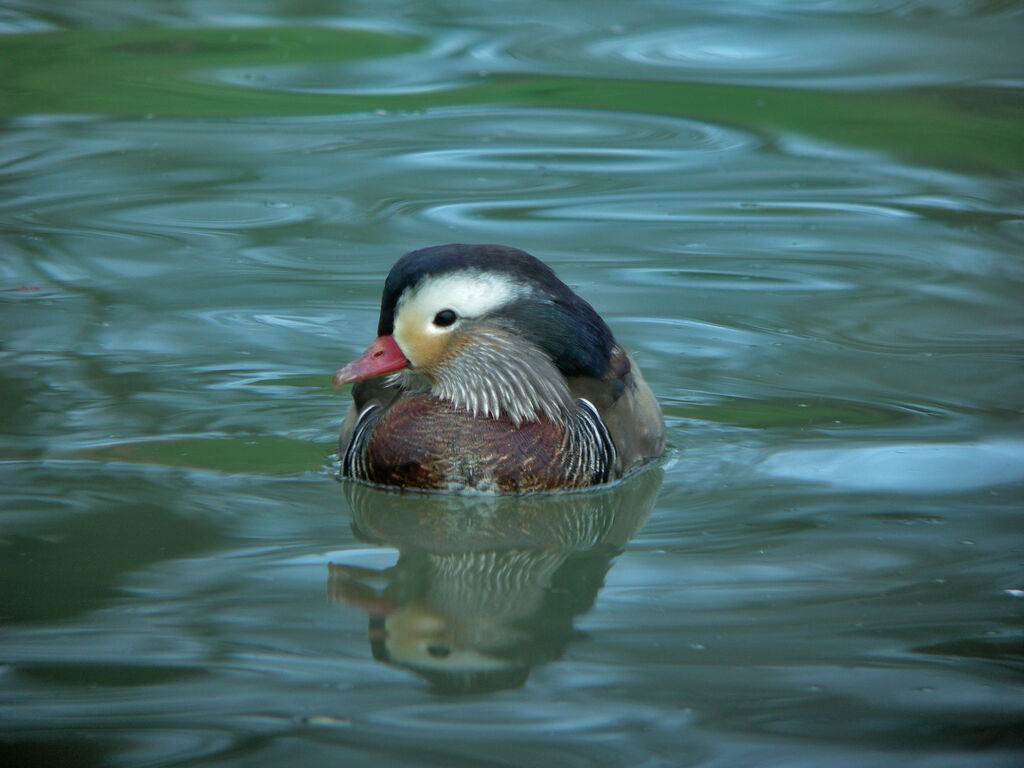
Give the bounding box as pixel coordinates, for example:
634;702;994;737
302;715;350;728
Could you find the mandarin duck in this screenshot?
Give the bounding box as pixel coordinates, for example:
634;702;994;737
334;244;665;492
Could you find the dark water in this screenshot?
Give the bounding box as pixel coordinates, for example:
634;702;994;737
2;1;1023;766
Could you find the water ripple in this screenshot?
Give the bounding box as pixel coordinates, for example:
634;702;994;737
106;198;317;232
1;7;1022;768
410;146;723;174
365;699;659;735
552;17;1016;89
760;438;1024;493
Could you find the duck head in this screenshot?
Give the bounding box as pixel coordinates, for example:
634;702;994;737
333;244;616;425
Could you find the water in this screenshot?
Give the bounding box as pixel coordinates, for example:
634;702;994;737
2;1;1022;766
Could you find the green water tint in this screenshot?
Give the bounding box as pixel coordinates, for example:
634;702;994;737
1;26;1019;172
664;396;914;429
2;3;1022;766
76;436;330;474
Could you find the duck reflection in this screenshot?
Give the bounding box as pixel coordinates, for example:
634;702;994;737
329;469;661;694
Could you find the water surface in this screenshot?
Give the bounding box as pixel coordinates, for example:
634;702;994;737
1;1;1022;766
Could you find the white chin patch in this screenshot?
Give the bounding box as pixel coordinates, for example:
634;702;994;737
398;270;526;321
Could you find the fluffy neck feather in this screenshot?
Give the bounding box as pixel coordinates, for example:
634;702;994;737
391;327;572;425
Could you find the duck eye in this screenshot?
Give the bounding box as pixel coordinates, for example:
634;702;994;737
433;309;458;327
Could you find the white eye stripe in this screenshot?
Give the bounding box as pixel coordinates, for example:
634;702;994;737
397;271;526;321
